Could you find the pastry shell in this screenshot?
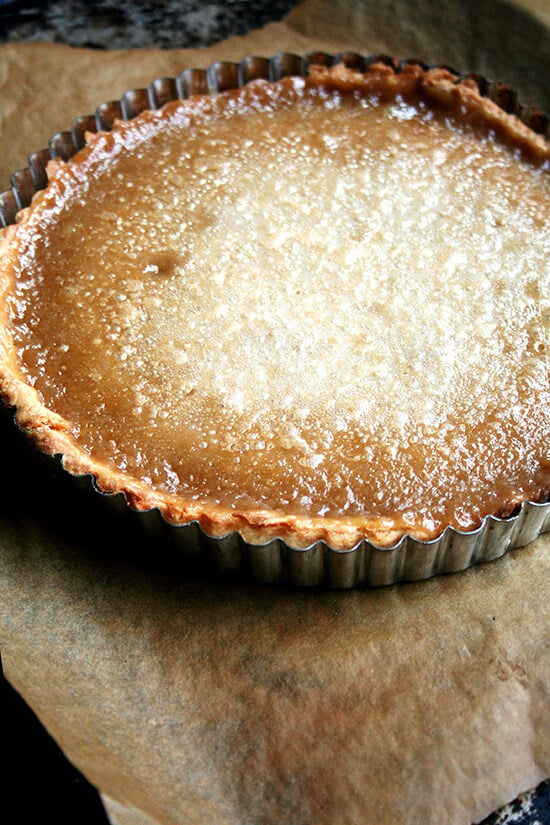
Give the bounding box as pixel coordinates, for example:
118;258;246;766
1;52;549;587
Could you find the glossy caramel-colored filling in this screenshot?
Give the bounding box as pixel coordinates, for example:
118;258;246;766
7;77;550;537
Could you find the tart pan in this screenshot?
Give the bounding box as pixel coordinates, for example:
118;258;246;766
1;51;549;588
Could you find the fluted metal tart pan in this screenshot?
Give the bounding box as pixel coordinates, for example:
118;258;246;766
1;51;549;587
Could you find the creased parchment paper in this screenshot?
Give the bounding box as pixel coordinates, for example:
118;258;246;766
0;2;549;824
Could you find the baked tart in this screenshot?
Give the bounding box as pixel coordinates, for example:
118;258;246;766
0;55;549;585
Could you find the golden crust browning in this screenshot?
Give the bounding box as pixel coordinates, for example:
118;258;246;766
0;62;548;551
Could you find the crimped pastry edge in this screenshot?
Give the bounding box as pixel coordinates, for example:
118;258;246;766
0;55;549;584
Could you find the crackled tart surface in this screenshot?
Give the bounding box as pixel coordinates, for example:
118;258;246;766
0;64;549;549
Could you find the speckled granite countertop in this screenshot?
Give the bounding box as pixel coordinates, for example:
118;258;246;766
0;3;548;825
0;0;301;48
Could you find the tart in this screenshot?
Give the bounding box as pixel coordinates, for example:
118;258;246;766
0;60;549;569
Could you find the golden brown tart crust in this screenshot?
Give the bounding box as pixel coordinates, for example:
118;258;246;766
1;62;549;550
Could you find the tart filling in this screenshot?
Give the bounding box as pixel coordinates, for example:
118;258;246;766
0;63;549;549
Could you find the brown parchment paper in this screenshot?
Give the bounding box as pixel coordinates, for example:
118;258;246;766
0;2;549;824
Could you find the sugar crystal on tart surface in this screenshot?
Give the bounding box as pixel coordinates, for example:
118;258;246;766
1;65;549;548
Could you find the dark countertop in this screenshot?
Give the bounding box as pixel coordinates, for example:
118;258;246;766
0;3;548;825
0;0;301;49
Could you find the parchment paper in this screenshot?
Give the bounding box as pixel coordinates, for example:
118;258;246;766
0;2;549;824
